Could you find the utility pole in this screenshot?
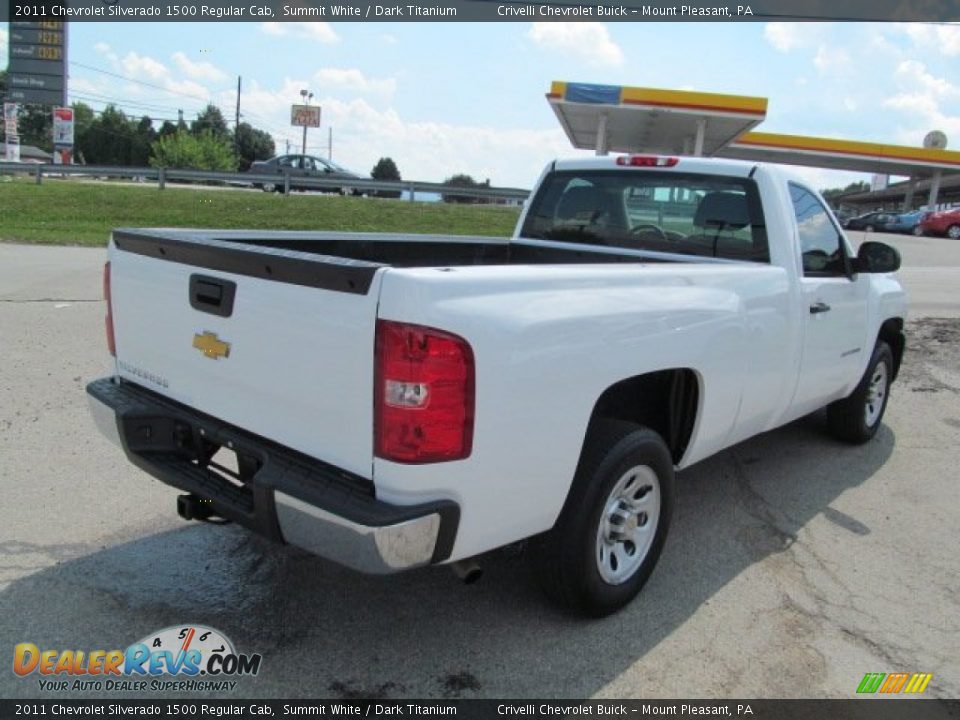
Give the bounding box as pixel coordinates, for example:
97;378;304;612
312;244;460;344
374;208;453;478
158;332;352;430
234;76;241;163
177;108;184;128
328;127;332;161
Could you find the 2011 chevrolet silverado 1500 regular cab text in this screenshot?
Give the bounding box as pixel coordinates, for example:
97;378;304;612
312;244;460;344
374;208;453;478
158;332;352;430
87;155;906;616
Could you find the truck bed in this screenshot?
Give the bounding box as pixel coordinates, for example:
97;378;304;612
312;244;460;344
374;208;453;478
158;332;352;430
112;228;707;295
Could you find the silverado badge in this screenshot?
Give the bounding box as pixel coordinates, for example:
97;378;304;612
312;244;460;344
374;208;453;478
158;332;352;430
193;331;231;360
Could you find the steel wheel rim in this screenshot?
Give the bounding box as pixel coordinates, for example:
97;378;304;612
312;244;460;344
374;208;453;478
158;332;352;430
595;465;661;585
263;182;276;193
865;361;888;428
949;226;960;239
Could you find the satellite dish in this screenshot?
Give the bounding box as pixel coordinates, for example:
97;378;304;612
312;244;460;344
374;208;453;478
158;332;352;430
923;130;948;149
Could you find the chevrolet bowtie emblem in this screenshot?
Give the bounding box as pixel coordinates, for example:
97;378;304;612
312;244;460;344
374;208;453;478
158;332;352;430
192;331;231;360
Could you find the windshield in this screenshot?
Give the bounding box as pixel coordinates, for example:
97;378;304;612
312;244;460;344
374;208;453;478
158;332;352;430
520;169;769;263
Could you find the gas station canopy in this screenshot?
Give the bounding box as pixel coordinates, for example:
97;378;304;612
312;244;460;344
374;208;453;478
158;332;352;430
547;81;768;157
720;131;960;176
547;80;960;207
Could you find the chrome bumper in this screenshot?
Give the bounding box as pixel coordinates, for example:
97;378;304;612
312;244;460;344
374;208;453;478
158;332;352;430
87;377;459;575
274;492;442;573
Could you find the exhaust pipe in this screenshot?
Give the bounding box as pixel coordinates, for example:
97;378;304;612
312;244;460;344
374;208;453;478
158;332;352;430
450;558;483;584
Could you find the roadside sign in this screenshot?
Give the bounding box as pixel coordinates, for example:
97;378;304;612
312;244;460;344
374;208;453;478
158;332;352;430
53;107;74;165
7;21;67;106
291;104;321;128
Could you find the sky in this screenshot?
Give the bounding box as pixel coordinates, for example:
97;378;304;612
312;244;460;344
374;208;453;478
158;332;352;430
2;21;959;190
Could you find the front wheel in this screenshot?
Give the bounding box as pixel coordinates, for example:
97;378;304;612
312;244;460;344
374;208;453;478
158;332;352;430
827;342;893;444
864;225;875;233
911;225;924;237
529;420;674;617
947;225;960;239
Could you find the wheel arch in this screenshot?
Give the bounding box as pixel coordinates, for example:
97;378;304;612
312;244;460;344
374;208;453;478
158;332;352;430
583;368;700;467
877;317;905;381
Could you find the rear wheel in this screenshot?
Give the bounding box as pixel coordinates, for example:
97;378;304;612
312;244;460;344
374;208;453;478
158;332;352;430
827;342;893;444
947;225;960;239
262;182;276;193
529;420;674;617
911;225;924;237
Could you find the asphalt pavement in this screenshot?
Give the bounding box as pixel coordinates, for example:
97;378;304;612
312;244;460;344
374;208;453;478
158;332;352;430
1;234;958;700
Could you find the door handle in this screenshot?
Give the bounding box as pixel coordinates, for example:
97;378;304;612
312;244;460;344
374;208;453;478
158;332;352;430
809;301;831;314
189;274;236;317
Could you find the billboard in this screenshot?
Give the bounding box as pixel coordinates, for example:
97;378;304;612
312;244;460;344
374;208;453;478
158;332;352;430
291;104;321;128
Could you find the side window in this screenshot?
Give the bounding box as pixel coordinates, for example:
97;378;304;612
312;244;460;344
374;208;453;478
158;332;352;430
277;156;294;168
789;184;847;276
300;157;315;171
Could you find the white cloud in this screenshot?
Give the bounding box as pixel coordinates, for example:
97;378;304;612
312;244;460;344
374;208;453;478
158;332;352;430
893;59;960;100
899;22;960;57
763;22;823;52
313;68;396;101
884;60;960;147
813;46;851;75
121;52;170;81
260;22;339;44
172;52;227;82
380;34;398;45
527;23;624;67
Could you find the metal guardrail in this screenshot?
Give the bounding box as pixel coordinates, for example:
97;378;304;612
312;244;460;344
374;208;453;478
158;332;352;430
0;162;530;204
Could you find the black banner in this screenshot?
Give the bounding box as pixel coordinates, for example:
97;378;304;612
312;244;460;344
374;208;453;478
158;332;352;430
1;700;959;719
2;0;960;22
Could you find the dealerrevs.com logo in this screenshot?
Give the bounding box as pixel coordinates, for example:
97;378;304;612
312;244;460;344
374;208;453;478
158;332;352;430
13;625;262;692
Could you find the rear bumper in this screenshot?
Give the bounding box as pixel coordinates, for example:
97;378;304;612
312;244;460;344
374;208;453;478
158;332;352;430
86;377;459;574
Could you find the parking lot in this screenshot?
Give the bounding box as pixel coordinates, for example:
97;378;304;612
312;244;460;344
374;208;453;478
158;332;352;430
1;232;958;700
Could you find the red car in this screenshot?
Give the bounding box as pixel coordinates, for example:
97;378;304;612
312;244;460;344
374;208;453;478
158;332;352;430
919;208;960;238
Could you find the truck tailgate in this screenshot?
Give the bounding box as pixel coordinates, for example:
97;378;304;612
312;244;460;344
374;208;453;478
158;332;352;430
108;230;385;478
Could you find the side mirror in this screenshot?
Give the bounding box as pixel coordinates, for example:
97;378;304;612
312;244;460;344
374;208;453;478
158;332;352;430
853;241;901;274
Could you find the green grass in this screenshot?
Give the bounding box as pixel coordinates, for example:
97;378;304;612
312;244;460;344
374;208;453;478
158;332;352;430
0;177;522;246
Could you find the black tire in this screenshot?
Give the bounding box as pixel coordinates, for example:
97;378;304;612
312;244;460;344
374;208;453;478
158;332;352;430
947;225;960;240
529;419;674;617
864;225;875;233
911;226;924;237
827;342;893;444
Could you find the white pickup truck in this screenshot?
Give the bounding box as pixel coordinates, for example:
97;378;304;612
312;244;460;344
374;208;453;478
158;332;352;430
88;155;906;616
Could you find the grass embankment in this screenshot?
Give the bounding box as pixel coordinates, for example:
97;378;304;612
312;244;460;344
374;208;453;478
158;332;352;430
0;178;522;246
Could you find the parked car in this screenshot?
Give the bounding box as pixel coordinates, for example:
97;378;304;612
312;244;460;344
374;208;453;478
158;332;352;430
89;155;905;616
918;208;960;238
844;211;896;232
884;210;928;236
248;154;363;194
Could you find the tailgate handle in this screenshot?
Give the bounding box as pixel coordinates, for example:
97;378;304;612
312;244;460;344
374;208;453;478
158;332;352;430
189;274;236;317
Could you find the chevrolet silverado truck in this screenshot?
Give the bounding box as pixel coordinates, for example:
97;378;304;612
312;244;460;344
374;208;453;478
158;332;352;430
87;155;906;616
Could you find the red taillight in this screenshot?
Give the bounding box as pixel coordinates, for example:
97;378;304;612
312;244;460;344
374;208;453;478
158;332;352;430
616;155;679;167
375;320;474;464
103;261;116;356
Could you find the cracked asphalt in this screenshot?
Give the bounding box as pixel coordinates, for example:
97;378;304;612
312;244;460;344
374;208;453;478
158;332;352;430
1;235;958;700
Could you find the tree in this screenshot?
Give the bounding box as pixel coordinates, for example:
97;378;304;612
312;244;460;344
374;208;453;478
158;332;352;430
77;105;134;165
130;116;157;167
371;157;402;198
234;122;275;171
821;181;870;202
158;120;179;138
441;173;489;204
191;104;229;139
150;130;237;171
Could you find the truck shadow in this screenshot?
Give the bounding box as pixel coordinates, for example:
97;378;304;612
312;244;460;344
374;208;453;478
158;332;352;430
0;413;894;699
